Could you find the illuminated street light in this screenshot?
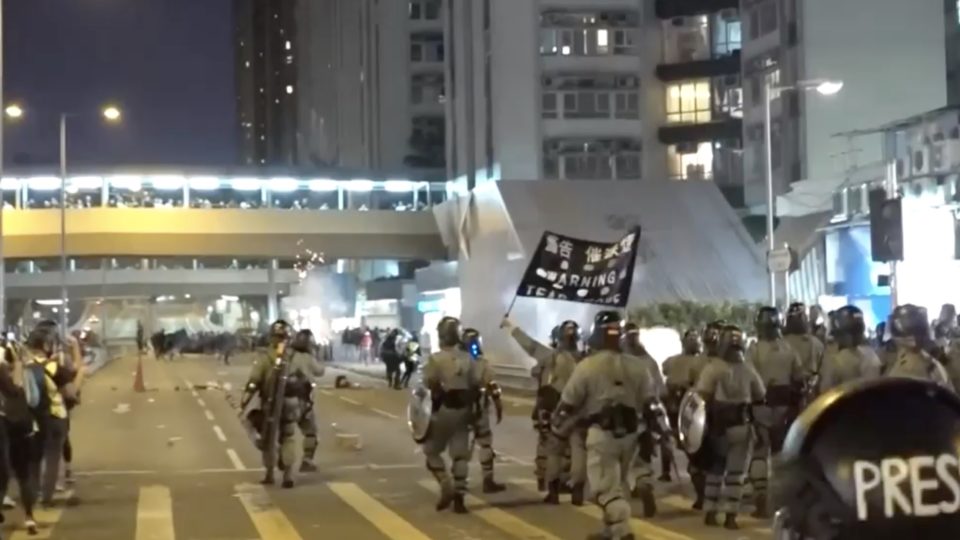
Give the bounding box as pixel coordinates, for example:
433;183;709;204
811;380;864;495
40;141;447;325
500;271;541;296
4;104;22;119
102;106;122;122
813;80;844;96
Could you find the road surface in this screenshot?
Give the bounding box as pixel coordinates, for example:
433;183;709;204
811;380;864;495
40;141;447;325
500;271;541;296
1;353;775;539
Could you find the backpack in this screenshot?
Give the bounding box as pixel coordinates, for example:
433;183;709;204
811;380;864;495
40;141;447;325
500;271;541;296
24;363;51;415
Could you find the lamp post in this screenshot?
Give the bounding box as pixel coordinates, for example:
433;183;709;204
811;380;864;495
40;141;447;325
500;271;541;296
58;106;123;333
763;77;843;306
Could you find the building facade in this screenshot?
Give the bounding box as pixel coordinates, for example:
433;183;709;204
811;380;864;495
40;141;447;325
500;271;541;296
739;0;948;216
234;0;299;167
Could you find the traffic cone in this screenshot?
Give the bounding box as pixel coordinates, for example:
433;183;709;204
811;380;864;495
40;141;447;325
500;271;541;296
133;352;146;393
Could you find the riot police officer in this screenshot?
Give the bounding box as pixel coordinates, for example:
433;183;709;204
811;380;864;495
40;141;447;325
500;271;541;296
556;310;656;540
461;328;506;493
746;306;805;518
289;329;325;472
684;321;724;509
660;330;702;482
622;322;669;492
502;317;584;504
885;304;953;390
241;320;301;487
772;378;960;539
695;324;766;530
818;306;881;393
422;316;479;513
783;302;825;379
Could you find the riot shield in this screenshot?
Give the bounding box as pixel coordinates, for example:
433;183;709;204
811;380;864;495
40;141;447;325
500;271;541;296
407;386;432;443
677;390;708;454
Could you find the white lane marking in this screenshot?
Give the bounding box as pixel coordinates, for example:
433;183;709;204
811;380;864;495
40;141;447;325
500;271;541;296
226;448;246;471
499;454;534;467
184;378;195;388
318;389;333;396
197;398;206;407
213;425;227;442
339;396;361;406
204;409;215;421
370;408;399;419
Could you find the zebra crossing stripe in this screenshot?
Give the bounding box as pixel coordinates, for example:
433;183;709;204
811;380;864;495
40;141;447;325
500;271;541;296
135;485;176;540
418;480;563;540
328;482;432;540
236;483;304;540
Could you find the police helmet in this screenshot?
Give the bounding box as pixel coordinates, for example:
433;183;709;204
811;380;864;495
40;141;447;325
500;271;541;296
717;324;745;360
269;320;291;340
774;378;960;539
755;306;783;339
436;316;462;348
784;302;810;335
681;329;702;355
291;329;315;353
702;320;725;356
590;310;624;351
890;304;930;342
557;320;581;348
461;327;482;358
622;322;646;353
831;306;866;348
549;325;560;348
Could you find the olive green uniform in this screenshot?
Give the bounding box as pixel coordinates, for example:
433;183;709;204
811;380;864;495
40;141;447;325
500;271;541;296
819;345;881;392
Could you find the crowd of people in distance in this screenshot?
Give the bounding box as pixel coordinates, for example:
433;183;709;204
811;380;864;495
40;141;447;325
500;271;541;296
339;326;423;388
145;327;333;367
19;192;439;212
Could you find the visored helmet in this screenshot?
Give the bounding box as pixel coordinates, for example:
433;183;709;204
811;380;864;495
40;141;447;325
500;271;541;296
756;306;783;340
590;310;624;351
833;306;866;349
460;327;482;358
784;302;810;335
437;316;462;348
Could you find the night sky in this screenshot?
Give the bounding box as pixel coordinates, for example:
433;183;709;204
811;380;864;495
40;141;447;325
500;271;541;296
4;0;236;168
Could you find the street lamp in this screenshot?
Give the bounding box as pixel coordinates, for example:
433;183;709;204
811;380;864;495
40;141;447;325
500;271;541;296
4;104;22;119
763;77;843;306
56;105;124;332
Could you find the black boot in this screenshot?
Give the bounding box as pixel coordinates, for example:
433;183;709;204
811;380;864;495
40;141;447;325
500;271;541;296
543;480;560;504
559;482;573;494
261;469;275;485
704;511;719;527
436;490;455;511
752;495;769;519
483;478;506;494
635;483;657;518
691;474;705;510
300;461;318;473
453;494;469;514
537;478;546;492
723;513;739;530
570;483;585;506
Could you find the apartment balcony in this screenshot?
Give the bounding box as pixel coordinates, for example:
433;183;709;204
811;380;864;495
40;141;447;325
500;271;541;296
541;53;642;74
658;117;742;145
657;50;740;82
542;118;644;140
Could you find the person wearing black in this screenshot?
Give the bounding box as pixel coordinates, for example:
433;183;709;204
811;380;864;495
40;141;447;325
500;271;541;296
400;339;421;388
380;329;403;390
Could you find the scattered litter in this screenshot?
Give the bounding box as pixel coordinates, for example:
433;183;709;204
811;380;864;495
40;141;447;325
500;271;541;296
193;385;208;391
222;382;233;392
167;437;183;447
205;381;221;390
113;403;131;414
147;398;155;404
330;423;363;451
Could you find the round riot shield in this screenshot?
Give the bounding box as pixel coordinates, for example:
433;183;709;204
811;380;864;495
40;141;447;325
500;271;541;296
407;386;432;443
677;390;708;453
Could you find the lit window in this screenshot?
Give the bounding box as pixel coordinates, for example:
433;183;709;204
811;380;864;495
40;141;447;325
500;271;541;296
665;80;712;124
597;29;609;54
285;40;292;50
668;142;714;180
561;45;571;56
286;85;294;94
245;61;250;68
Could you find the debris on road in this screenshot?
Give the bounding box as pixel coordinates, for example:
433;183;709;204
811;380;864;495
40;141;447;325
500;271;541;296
113;403;131;414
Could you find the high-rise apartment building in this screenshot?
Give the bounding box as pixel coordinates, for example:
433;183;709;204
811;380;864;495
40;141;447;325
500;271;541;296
293;0;446;176
234;0;299;166
739;0;947;215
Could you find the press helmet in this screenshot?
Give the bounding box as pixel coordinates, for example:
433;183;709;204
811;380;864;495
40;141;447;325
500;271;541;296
773;378;960;539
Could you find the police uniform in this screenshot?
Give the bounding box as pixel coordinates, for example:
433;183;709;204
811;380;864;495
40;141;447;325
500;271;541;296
506;319;584;504
885;304;954;391
819;306;881;393
695;325;766;530
745;307;805;518
290;330;325;472
557;311;655;540
622;323;668;493
422;317;480;514
243;321;314;487
783;302;826;379
461;328;506;493
773;378;960;539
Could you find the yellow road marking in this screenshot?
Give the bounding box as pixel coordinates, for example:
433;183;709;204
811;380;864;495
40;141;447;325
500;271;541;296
10;506;63;540
660;494;773;534
236;483;304;540
510;478;694;540
328;482;432;540
135;486;176;540
419;480;562;540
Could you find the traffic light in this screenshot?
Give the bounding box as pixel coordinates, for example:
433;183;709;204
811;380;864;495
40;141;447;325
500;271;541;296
869;188;903;262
